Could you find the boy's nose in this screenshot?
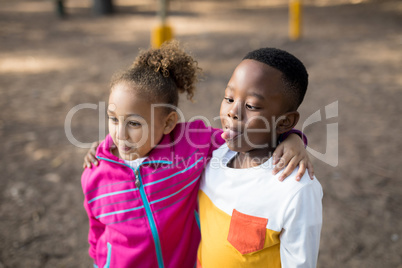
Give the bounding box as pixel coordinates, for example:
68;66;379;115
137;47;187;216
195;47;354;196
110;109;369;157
228;102;241;120
228;112;238;120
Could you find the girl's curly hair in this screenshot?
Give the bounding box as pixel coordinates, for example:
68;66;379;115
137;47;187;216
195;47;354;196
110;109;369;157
111;41;201;111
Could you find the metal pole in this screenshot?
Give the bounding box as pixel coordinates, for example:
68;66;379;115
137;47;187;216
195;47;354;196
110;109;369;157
289;0;302;40
160;0;167;25
151;0;173;48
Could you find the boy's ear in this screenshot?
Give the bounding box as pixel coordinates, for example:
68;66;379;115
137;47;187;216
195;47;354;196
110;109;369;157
276;111;300;134
163;111;178;135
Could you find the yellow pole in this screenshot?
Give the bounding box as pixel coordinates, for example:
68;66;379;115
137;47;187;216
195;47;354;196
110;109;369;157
151;0;173;48
289;0;302;41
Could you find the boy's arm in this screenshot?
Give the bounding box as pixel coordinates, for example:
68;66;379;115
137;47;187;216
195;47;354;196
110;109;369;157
280;182;323;267
83;141;102;168
273;131;314;181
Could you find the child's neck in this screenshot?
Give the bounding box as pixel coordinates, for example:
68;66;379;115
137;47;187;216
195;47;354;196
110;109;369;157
228;147;275;169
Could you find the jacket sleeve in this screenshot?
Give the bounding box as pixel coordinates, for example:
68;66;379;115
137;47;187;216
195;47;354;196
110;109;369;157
184;120;224;159
82;170;105;264
208;127;224;157
83;200;105;263
279;129;308;147
279;180;323;268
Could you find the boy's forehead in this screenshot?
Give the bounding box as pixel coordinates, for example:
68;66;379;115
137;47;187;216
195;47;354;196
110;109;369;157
229;59;284;95
235;59;280;76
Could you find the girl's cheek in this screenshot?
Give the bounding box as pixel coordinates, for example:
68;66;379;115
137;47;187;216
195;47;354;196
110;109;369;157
110;126;124;146
108;124;114;135
128;129;147;144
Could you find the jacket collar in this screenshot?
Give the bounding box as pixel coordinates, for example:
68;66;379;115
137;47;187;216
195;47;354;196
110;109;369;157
96;133;174;166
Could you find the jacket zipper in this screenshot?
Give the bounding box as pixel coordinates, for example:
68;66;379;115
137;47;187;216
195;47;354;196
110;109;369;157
133;165;165;268
135;169;141;188
96;156;171;268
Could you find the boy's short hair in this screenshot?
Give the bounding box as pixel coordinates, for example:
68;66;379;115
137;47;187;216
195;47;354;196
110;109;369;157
243;48;308;111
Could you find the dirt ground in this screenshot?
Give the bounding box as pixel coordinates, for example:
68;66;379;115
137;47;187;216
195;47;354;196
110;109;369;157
1;0;401;267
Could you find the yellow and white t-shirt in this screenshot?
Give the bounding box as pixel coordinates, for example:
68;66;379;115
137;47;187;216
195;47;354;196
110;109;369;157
197;144;323;268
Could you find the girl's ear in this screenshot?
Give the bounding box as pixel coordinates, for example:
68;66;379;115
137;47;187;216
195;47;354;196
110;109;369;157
163;111;178;134
276;111;300;134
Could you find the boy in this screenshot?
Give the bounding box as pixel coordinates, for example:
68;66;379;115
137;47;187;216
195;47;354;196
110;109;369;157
197;48;323;267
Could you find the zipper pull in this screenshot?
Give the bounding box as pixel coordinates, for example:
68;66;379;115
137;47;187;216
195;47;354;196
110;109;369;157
135;169;141;188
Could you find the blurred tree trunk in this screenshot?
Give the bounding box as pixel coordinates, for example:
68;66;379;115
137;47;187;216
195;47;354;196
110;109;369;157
93;0;114;15
55;0;66;18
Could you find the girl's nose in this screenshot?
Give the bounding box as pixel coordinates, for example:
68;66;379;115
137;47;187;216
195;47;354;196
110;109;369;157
116;123;128;140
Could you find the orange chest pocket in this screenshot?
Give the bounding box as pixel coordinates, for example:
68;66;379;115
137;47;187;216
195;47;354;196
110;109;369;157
227;209;271;255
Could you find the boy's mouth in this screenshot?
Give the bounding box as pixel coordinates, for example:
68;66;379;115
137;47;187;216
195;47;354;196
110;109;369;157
221;127;241;141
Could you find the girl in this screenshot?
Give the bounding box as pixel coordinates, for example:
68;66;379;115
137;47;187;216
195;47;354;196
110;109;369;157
81;41;313;268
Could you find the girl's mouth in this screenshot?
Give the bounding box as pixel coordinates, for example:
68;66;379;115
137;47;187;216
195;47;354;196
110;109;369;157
119;145;132;152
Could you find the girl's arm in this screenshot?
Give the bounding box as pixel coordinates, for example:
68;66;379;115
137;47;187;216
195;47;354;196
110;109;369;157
207;127;314;181
82;171;105;264
83;200;105;264
84;129;315;182
87;212;105;263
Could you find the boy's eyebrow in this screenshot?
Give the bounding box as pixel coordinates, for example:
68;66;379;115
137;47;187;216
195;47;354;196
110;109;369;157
226;85;264;100
249;92;265;100
226;85;234;91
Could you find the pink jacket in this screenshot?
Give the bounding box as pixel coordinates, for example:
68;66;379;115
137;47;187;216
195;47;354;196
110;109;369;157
81;120;224;268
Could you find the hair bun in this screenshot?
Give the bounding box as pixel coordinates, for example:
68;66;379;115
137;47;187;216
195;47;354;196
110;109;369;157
134;40;201;100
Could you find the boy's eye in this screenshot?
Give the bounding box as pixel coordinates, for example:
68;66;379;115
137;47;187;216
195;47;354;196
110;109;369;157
224;97;234;103
246;104;260;110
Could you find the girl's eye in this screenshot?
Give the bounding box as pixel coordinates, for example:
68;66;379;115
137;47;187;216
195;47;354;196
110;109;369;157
128;121;141;127
108;116;118;123
224;97;234;103
246;104;260;110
